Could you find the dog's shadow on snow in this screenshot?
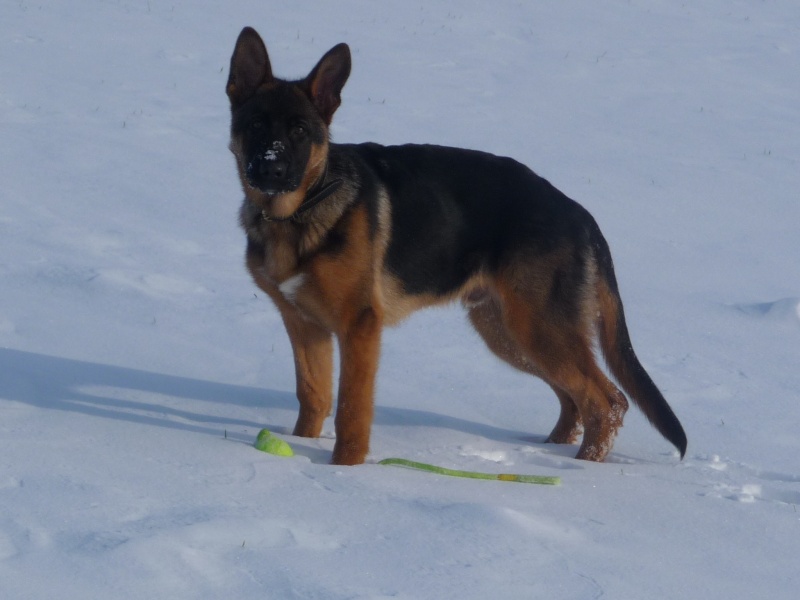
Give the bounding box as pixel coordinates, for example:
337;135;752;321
0;347;289;442
0;347;544;458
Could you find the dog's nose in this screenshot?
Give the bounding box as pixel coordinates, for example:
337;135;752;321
260;159;288;180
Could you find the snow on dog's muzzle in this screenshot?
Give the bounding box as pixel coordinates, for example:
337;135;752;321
246;141;295;194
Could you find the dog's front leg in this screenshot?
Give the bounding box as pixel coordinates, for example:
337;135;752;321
331;306;382;465
278;304;335;439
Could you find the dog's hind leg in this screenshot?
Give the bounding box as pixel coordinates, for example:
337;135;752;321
468;296;583;446
467;296;534;373
527;340;626;460
543;359;628;461
485;277;627;462
545;388;584;445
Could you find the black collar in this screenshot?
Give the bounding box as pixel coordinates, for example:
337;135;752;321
261;165;343;223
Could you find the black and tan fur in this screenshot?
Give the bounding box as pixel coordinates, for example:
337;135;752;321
226;27;687;465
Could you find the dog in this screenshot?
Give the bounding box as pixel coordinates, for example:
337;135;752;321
225;27;687;465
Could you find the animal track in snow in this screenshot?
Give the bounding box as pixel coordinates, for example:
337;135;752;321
458;446;509;464
0;317;15;335
0;520;53;562
0;476;23;490
0;531;17;561
98;269;209;298
690;454;800;507
732;297;800;325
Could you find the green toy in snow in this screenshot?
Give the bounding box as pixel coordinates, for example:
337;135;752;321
254;429;294;457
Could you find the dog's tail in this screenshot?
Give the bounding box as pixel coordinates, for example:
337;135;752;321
591;226;687;458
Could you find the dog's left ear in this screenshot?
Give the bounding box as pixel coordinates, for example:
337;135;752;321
304;43;351;125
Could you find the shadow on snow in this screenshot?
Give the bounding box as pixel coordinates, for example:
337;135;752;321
0;347;541;450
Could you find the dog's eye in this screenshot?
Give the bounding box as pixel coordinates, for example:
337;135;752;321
291;123;307;137
250;121;263;131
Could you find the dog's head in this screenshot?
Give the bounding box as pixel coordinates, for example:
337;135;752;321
226;27;351;218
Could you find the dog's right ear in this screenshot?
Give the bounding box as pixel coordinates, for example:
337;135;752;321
226;27;273;105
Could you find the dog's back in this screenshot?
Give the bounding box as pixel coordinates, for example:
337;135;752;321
343;142;596;295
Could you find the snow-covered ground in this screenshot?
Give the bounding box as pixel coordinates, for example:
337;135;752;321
2;1;799;598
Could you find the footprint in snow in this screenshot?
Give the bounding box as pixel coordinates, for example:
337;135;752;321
690;454;800;507
732;297;800;325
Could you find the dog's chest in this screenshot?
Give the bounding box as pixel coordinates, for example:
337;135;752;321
276;272;306;304
246;229;301;289
247;233;323;318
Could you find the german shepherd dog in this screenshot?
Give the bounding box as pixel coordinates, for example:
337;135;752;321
226;27;687;465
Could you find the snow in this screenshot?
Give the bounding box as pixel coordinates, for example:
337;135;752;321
2;0;799;598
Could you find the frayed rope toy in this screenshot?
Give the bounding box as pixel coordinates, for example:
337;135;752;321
254;430;560;485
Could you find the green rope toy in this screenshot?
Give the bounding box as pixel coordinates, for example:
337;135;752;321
378;458;561;485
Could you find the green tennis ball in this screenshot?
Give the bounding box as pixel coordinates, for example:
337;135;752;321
254;429;294;457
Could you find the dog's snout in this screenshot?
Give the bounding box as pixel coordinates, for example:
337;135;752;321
257;141;289;179
245;140;294;192
260;158;288;180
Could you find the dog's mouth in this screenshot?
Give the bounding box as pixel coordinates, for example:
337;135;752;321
244;167;300;197
248;181;299;197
